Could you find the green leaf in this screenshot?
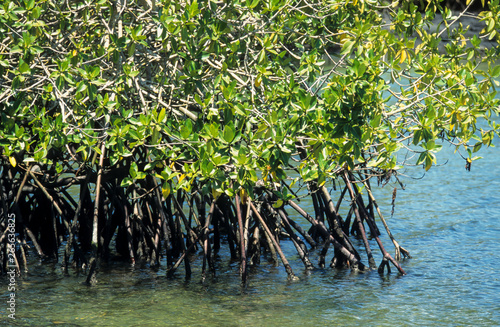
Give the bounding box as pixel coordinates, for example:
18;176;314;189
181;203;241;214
370;114;382;128
120;177;134;187
222;80;237;100
341;40;355;55
425;153;435;171
152;125;160;144
180;119;193;139
491;65;500;78
129;162;138;179
88;84;97;101
90;66;100;78
19;61;30;74
209;123;219;138
473;142;482;153
246;0;260;9
75;81;87;94
223;124;235;143
158;107;166;123
224;188;235;197
30;45;43;54
272;199;283;208
416;151;426;165
26;0;35;10
11;45;23;54
258;50;266;64
162;182;171;198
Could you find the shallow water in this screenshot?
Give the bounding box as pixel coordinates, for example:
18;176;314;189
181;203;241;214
2;127;500;326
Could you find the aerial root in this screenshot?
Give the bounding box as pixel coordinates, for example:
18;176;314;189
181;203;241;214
1;162;411;282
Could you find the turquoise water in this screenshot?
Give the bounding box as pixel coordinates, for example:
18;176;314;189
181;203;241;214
2;126;499;326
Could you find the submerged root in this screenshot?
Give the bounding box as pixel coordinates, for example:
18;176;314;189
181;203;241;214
394;241;412;261
0;163;410;283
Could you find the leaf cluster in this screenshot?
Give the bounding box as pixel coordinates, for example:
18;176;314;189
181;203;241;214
1;0;499;199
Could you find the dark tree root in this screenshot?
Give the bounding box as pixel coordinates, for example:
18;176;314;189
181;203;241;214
250;201;298;281
85;257;98;286
360;178;411;261
378;257;391;274
235;193;247;284
343;171;406;275
287;200;366;272
0;161;409;284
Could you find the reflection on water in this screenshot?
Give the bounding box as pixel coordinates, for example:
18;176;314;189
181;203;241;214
1;133;499;327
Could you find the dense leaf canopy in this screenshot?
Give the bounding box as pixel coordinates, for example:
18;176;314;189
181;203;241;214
1;0;499;199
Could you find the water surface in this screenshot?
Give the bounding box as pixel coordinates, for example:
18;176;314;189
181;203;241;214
1;126;499;326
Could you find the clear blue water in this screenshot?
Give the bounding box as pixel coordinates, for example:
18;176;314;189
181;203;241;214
1;124;499;326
